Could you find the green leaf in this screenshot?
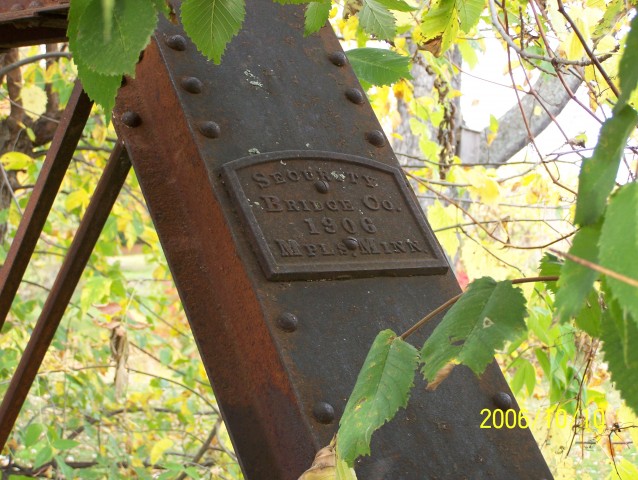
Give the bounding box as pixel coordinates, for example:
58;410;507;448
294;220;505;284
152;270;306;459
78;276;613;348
539;253;562;294
358;0;396;40
181;0;246;64
33;445;54;469
574;290;602;338
346;48;411;86
304;1;331;36
511;358;535;396
376;0;416;12
336;455;358;480
338;330;418;466
599;182;638;320
150;438;174;464
151;0;171;15
616;14;638;111
75;0;158;76
555;224;601;322
23;422;45;448
601;301;638;415
420;0;459;55
52;438;80;450
592;0;624;39
457;0;483;32
574;105;638;226
421;278;527;380
75;61;121;121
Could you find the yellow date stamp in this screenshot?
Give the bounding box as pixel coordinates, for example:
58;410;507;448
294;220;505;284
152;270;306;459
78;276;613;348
479;407;607;430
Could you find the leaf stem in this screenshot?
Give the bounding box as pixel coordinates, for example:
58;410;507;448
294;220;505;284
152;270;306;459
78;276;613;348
400;275;559;340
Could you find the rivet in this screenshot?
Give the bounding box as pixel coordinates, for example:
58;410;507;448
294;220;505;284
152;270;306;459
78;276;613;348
366;130;386;148
165;34;187;51
328;52;347;67
493;392;512;410
28;0;43;8
10;4;22;11
276;312;298;332
313;402;335;424
198;121;221;139
314;180;329;194
181;76;203;94
345;88;365;105
343;237;358;250
121;111;142;128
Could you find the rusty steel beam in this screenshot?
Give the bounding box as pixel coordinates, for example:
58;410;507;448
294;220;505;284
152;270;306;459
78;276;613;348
112;1;553;478
0;81;91;331
0;142;130;450
0;0;68;48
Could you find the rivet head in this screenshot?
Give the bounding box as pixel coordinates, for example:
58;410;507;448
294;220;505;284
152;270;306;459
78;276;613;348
181;76;203;94
366;130;386;148
28;1;43;8
314;180;329;193
198;121;221;139
328;52;347;67
277;312;298;332
345;88;365;105
493;392;512;410
121;111;142;128
343;237;358;250
165;34;187;51
10;3;22;11
313;402;335;424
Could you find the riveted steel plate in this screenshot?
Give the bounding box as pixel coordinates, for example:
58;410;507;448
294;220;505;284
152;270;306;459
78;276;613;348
223;151;448;280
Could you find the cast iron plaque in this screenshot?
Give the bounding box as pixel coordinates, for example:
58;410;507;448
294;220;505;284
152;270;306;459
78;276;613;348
222;151;448;280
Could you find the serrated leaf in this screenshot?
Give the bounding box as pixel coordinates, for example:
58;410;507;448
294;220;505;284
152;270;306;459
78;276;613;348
338;330;418;466
376;0;416;12
616;14;638;111
346;48;411;86
75;61;120;120
75;0;158;76
181;0;246;64
574;105;638;226
304;1;331;36
601;301;638;415
420;0;459;55
575;289;602;337
599;182;638;320
359;0;396;39
457;0;483;32
150;438;173;465
539;253;562;294
421;278;527;381
555;224;601;322
1;151;32;170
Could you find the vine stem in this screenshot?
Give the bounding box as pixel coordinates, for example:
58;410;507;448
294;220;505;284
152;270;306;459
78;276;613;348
400;275;559;340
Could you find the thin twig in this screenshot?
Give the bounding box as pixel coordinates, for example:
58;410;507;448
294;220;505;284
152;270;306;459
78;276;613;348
550;249;638;287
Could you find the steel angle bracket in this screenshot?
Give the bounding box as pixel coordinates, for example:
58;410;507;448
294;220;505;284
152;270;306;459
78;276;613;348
112;0;553;478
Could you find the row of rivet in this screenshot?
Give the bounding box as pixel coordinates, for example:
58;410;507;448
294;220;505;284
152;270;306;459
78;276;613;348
9;1;42;11
276;311;335;424
328;51;386;149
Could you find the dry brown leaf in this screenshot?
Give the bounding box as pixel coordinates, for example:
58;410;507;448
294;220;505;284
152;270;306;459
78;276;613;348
426;362;456;391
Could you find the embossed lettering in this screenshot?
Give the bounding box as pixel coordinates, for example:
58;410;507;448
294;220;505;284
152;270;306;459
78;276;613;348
271;172;286;184
252;172;270;188
359;238;380;255
286;170;301;181
276;239;303;257
261;195;283;212
390;241;407;253
362;195;380;211
286;200;301;211
407;239;423;252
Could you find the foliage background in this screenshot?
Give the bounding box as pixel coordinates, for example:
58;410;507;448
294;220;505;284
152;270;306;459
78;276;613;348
1;0;638;478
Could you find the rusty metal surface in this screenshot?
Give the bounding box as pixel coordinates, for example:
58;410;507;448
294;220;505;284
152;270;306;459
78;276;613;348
0;142;130;450
0;81;91;332
0;0;68;47
222;151;447;280
113;1;553;478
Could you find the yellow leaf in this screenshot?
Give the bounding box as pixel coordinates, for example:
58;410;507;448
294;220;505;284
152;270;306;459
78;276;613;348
65;189;90;211
20;84;47;119
1;151;32;170
149;438;173;465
